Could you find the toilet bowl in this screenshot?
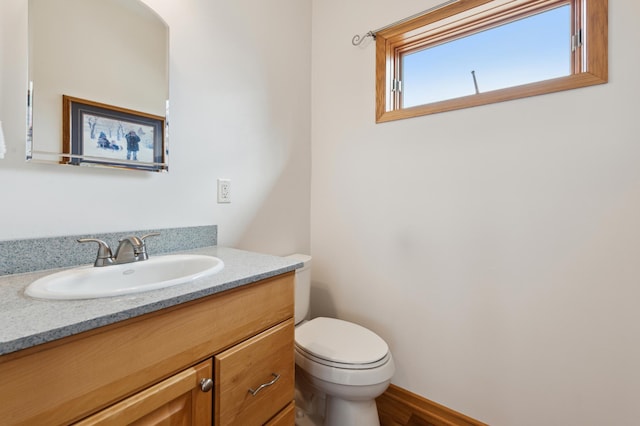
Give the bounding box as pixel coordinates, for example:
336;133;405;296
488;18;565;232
287;254;394;426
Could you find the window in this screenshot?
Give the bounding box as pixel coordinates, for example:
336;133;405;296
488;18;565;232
375;0;608;122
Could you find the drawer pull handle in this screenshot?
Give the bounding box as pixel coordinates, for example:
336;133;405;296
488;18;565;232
200;378;214;392
248;373;280;396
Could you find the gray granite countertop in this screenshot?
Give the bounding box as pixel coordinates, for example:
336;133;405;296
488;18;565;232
0;246;302;356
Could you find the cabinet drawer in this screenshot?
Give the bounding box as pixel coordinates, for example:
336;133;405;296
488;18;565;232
215;319;294;425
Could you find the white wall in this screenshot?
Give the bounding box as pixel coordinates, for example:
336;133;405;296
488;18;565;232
0;0;311;257
311;1;640;425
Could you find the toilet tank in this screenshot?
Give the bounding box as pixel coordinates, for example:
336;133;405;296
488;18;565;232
286;254;312;325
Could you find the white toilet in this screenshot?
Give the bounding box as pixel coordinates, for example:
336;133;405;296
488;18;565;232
287;254;395;426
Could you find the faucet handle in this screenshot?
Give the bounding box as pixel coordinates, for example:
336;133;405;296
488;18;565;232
77;238;115;267
140;232;160;242
139;232;160;253
136;232;159;261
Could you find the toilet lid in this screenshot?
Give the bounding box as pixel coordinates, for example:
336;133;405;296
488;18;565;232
295;317;389;366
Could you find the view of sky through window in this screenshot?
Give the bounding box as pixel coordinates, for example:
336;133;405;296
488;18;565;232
401;5;571;108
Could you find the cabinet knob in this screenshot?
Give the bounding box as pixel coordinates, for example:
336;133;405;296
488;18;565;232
200;378;214;392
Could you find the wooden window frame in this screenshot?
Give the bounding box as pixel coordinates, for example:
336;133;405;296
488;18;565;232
375;0;608;123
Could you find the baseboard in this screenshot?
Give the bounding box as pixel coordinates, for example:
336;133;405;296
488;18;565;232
376;384;488;426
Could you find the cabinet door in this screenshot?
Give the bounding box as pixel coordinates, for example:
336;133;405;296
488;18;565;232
215;319;294;425
76;359;213;425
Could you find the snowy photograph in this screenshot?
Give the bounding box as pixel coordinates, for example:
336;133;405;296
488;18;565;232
64;96;165;171
81;112;156;163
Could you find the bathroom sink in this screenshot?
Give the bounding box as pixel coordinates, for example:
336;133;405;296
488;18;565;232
25;254;224;300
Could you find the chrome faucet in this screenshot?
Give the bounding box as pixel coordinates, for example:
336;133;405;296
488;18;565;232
113;233;158;264
78;232;160;267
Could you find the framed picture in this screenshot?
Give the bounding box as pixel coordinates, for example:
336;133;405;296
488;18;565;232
62;95;166;172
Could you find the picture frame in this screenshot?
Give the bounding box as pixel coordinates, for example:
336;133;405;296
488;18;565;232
62;95;166;172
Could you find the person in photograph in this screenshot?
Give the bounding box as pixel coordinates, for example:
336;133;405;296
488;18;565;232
97;131;110;149
125;130;140;160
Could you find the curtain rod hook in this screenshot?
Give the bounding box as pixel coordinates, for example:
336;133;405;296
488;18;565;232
351;31;375;46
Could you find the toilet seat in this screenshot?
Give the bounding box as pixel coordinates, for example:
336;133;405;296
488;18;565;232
295;317;390;370
296;346;391;370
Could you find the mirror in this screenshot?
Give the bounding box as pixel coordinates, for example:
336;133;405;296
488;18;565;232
27;0;169;171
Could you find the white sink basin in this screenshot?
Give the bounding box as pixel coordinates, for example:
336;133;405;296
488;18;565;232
25;254;224;300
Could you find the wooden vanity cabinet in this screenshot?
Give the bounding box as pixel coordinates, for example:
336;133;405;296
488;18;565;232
0;272;295;426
